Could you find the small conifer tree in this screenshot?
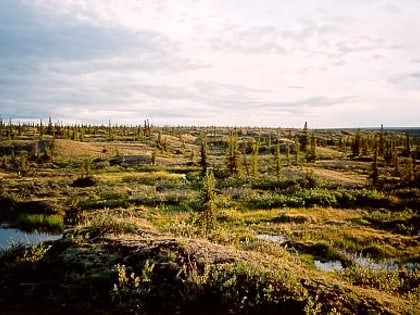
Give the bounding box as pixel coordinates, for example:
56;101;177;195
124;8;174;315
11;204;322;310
370;137;379;185
200;132;208;177
301;121;310;153
251;138;259;177
294;135;299;164
352;130;361;157
226;129;241;177
274;140;281;179
198;169;216;238
378;124;385;156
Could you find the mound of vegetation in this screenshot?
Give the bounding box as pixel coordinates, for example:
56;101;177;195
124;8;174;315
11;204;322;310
0;230;405;315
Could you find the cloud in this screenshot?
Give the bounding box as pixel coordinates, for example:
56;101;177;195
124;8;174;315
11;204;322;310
1;0;420;127
209;26;287;54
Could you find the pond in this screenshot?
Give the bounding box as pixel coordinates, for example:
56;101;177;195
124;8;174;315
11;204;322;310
314;253;420;272
0;225;62;250
256;233;287;244
314;260;343;271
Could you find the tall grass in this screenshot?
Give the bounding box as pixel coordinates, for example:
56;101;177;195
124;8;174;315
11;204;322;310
16;213;64;233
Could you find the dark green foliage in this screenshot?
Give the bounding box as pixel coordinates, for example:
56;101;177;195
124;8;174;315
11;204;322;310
200;132;208;177
250;138;259;177
378;124;385;156
198;170;216;237
300;121;310;153
273;140;281;179
225;130;241;177
370;139;379;185
71;176;96;187
305;133;317;162
352;130;361;157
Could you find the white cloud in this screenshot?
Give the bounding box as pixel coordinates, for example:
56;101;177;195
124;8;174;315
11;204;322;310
0;0;419;127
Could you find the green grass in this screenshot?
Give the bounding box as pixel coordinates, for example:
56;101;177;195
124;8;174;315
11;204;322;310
16;213;64;233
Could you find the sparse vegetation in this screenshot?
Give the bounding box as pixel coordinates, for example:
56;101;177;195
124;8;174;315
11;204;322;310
0;122;419;314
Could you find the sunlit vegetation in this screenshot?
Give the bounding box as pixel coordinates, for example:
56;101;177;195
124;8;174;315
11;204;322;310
0;118;419;314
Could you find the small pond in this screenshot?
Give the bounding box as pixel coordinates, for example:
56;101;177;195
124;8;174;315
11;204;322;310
256;233;286;244
314;260;343;271
0;225;62;250
314;254;420;272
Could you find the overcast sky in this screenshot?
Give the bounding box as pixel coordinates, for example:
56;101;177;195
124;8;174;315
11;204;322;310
1;0;419;127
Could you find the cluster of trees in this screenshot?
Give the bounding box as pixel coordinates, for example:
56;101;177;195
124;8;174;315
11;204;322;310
349;125;418;185
1;116;418;185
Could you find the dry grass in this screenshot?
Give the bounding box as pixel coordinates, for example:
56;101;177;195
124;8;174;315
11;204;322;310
304;166;367;186
55;139;150;159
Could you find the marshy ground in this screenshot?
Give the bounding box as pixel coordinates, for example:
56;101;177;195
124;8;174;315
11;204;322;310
0;124;419;314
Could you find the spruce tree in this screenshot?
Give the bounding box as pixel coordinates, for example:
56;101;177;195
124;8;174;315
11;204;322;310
378;124;385;156
152;148;158;165
301;121;310;153
305;133;316;162
46;116;53;135
294;135;299;164
200;132;208;177
108;120;113;140
39;119;44;139
370;137;379;185
405;132;411;157
274;139;281;179
352;130;361;157
226;129;241;177
251;138;259;177
0;116;3;141
199;169;216;238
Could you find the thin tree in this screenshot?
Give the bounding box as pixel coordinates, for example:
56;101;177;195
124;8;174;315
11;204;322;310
378;124;385;156
301;121;310;153
251;138;259;177
108;120;113;140
199;169;216;238
294;135;300;164
405;132;411;157
352;129;361;157
370;137;379;185
200;132;208;177
226;129;241;177
306;133;317;162
151;147;158;165
274;139;281;179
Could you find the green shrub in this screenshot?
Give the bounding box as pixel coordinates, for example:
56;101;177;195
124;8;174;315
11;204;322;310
339;265;402;293
354;189;392;208
296;189;337;207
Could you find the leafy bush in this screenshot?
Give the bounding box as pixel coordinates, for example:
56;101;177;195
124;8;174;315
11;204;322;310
296;189;337;207
71;176;96;187
339;265;402;293
353;189;392;208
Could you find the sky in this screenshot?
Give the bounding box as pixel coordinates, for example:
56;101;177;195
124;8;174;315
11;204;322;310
0;0;419;128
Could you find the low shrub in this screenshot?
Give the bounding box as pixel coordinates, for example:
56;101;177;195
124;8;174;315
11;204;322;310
72;176;97;187
339;265;403;293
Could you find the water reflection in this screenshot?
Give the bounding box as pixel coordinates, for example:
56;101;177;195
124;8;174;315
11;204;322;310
314;260;343;271
0;226;61;250
256;233;286;244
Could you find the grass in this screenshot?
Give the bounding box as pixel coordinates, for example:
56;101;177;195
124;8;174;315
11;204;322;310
0;125;419;314
15;213;64;233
